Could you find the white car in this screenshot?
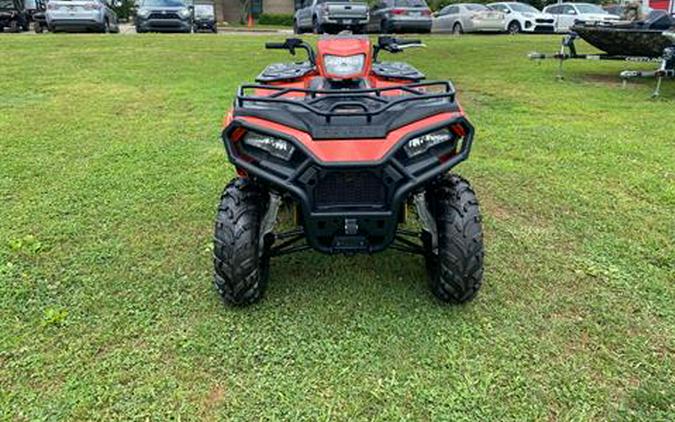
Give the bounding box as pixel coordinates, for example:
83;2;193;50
432;3;506;34
543;2;620;33
487;2;555;34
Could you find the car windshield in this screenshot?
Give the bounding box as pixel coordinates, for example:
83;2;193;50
394;0;427;7
141;0;186;7
194;4;213;15
0;0;16;10
509;3;539;13
576;4;607;14
466;4;488;11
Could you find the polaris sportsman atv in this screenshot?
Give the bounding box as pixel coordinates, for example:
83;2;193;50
215;36;484;305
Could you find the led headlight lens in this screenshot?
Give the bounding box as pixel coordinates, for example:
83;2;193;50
242;132;295;161
179;8;191;18
404;129;454;157
137;8;150;18
323;54;365;77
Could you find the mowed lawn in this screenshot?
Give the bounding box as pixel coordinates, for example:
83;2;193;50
1;33;673;420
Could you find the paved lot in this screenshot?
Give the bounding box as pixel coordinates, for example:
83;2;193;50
1;23;293;35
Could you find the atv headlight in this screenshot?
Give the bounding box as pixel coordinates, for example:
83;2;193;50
404;129;454;157
323;54;365;78
242;132;295;161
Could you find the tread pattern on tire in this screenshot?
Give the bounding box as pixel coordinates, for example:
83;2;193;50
428;174;484;304
213;179;269;306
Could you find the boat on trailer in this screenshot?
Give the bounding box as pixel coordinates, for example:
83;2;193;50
529;4;675;96
571;10;673;57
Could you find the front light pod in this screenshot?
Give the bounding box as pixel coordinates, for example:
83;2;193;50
323;54;366;78
242;132;295;161
404;129;455;157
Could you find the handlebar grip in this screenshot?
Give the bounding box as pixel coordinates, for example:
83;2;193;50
265;42;287;49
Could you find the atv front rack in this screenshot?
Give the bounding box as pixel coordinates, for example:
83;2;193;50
235;81;456;124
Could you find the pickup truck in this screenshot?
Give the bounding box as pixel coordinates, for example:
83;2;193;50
294;0;369;34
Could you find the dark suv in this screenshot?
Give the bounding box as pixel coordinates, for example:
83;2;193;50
192;2;216;33
135;0;193;33
0;0;29;32
367;0;432;33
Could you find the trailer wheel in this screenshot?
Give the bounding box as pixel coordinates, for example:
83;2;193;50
425;174;484;304
213;179;271;306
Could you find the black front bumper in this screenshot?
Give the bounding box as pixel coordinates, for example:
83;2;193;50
222;115;474;254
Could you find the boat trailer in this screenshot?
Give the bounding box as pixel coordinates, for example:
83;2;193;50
529;32;674;97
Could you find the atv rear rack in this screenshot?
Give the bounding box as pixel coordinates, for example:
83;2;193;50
235;81;456;124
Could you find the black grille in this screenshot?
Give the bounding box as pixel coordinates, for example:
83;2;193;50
536;18;554;23
148;12;180;19
314;171;386;209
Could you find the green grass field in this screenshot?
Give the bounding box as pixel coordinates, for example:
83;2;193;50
1;33;673;420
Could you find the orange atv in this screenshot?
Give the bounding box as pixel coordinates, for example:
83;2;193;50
214;36;484;305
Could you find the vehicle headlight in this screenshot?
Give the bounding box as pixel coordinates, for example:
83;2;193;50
137;8;150;18
242;132;295;161
323;54;365;78
404;129;455;157
179;8;191;18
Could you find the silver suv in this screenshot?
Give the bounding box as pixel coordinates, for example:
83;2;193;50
46;0;120;33
294;0;369;34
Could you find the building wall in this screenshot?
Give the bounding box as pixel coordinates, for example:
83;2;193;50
215;0;242;23
263;0;295;15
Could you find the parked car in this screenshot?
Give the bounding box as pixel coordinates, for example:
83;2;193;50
135;0;193;33
367;0;432;34
192;2;216;33
543;2;620;32
294;0;369;34
0;0;29;32
603;3;625;16
26;0;49;32
46;0;120;32
487;2;555;33
432;3;505;34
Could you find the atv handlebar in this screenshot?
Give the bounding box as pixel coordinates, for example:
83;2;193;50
265;37;424;66
265;38;316;65
374;37;425;61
